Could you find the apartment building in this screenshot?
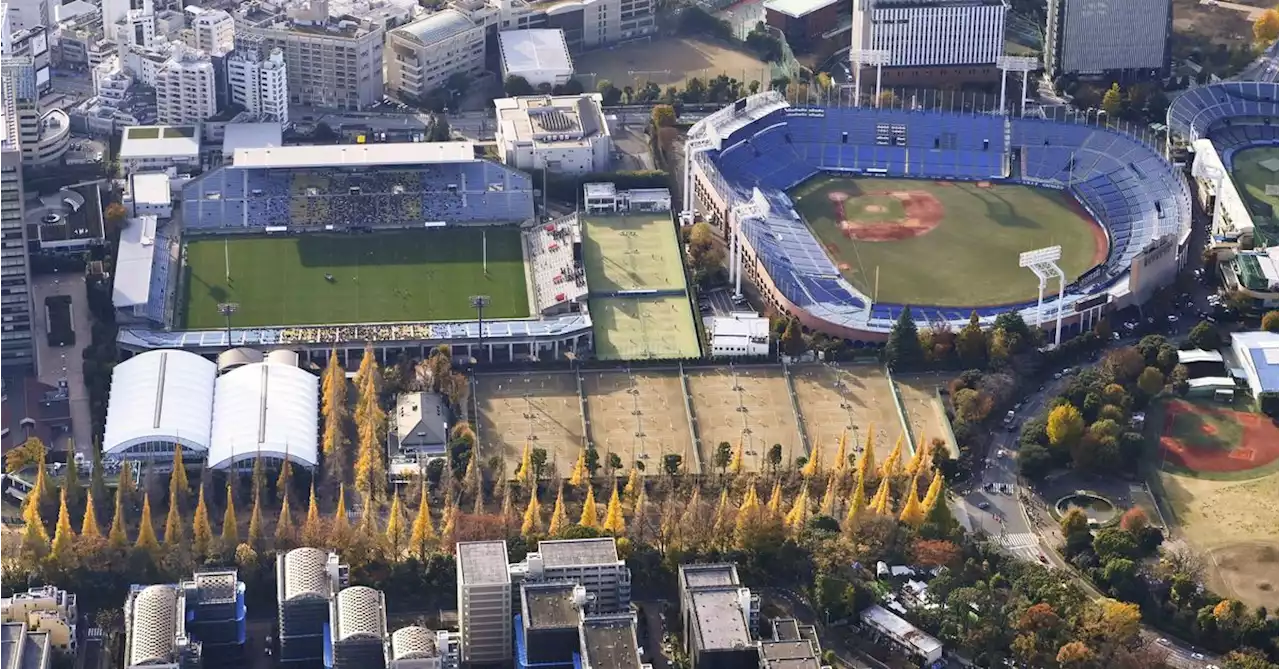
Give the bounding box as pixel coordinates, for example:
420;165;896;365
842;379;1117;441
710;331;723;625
183;7;235;54
233;0;388;110
155;47;217;124
456;541;512;665
0;586;77;653
517;539;632;614
329;587;389;669
227;36;289;124
277;548;348;665
1;103;35;375
385;9;484;100
494;93;610;174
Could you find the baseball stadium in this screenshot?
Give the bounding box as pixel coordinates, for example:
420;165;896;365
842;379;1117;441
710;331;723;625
114;142;600;362
687;92;1197;340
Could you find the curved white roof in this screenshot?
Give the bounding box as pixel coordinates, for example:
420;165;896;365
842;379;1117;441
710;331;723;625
207;361;319;470
335;587;385;641
128;585;177;666
390;627;438;660
282;548;332;600
104;350;217;456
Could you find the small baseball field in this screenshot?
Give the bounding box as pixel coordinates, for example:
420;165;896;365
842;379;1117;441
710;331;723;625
1231;145;1279;237
180;228;529;328
788;176;1107;307
1147;398;1280;612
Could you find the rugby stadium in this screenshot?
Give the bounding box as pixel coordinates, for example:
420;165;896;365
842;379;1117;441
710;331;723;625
1170;81;1280;311
686;91;1198;341
115;142;605;362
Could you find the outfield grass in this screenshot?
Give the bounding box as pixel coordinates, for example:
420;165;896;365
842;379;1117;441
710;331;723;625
789;176;1104;307
181;228;528;328
1231;146;1278;225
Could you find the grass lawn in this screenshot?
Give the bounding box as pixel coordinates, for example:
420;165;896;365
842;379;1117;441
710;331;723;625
581;214;687;294
788;176;1103;307
1231;146;1278;226
181;228;528;328
591;295;700;360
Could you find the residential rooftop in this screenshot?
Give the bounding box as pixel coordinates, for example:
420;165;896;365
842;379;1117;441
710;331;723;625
522;583;579;629
680;563;740;590
580;617;640;669
688;588;751;651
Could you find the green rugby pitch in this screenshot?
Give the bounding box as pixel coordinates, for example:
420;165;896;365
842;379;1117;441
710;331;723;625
788;176;1106;307
180;228;529;328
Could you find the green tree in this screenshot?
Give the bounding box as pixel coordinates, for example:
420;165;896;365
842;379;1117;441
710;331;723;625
504;75;535;96
885;307;923;370
780;317;807;357
767;444;784;473
1093;526;1139;561
714;442;732;473
955;311;987;367
427;114;452;142
1137;367;1165;396
63;451;82;510
662;453;683;478
89;444;107;518
1046;404;1085;449
1262;310;1279;332
1101;83;1123;117
1188;321;1221;350
651;104;677;128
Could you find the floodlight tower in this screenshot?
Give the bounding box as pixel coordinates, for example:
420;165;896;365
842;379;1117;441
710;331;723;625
1018;246;1066;348
729;188;769;301
996;56;1038;116
217;302;239;345
471;295;490;361
1191;155;1227;235
848;0;890;107
681;129;721;226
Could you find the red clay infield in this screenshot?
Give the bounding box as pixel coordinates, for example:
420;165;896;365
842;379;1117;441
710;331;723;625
829;190;944;242
1159;400;1280;473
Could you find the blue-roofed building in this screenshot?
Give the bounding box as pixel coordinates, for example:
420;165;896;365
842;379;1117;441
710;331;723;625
1231;331;1279;399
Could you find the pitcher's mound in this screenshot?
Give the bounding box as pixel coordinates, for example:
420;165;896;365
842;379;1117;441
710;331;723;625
864;205;887;213
828;191;851;203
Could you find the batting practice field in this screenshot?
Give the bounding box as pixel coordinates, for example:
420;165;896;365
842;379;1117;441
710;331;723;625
788;176;1108;307
181;228;528;328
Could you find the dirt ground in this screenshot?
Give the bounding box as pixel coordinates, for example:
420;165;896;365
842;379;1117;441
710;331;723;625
474;372;586;478
1157;470;1280;612
582;370;695;475
895;374;957;458
790;364;902;468
574;37;771;91
687;366;802;473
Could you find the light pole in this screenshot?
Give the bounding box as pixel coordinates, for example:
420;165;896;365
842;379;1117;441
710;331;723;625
470;295;490;362
217;302;239;345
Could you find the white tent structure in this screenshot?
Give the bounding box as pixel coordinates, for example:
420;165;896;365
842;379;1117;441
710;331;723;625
103;349;217;459
207;360;319;470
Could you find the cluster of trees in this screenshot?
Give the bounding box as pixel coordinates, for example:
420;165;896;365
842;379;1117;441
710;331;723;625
1255;9;1278;47
885;308;1039;372
1019;336;1184;478
684;220;725;284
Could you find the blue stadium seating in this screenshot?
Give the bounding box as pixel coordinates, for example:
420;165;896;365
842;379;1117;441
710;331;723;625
697;105;1193;331
181;159;535;229
1168;82;1279;141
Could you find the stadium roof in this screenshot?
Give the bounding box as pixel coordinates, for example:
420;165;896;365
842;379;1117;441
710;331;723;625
231;142;474;169
103;349;217;455
499;29;573;81
207;361;319;469
111;215;158;309
119;125;200;160
763;0;838;18
1232;331;1279;395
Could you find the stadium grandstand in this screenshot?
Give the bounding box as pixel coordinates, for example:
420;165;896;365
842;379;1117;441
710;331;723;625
1169;81;1280;311
687;91;1194;340
118;141;597;361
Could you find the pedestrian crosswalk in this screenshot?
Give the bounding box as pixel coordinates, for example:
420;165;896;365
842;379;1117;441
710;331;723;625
996;533;1041;561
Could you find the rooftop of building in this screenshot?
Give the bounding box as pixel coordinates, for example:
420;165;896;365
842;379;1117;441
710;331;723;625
580;617;640;669
680;564;740;591
688;589;751;652
131;173;170;206
1232;330;1280;393
498;29;573;77
537;538;619;567
119;125;201;159
494;94;607;146
27;180;105;245
457;541;511;585
221;122;283;157
0;623;51;669
522;583;579;629
393;9;478;45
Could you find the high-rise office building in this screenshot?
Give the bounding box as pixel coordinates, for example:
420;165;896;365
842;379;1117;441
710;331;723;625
517;539;631;614
0;127;34;374
1044;0;1170;78
329;586;388;669
456;541;512;665
277;548;347;665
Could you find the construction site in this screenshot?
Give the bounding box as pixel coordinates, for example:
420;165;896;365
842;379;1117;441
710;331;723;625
471;363;955;476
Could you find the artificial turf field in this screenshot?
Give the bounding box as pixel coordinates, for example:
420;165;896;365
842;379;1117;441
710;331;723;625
180;228;528;328
1231;146;1279;224
788;176;1106;307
